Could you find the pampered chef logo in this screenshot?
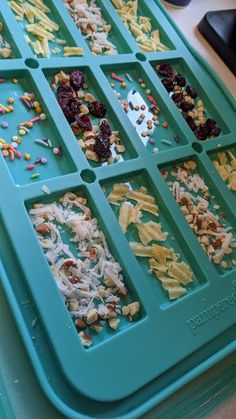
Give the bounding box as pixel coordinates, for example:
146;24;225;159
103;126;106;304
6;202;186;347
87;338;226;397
186;280;236;335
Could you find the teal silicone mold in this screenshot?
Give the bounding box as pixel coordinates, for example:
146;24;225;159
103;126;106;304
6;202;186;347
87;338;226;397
0;0;235;418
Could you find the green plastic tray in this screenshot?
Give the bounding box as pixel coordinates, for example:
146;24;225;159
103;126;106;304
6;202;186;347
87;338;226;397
0;0;235;418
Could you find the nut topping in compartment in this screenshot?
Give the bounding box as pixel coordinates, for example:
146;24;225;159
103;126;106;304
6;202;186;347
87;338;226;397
30;191;141;348
0;21;12;58
162;160;236;270
63;0;119;55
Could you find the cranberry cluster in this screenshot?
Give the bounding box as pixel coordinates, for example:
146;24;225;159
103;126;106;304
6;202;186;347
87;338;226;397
56;70;111;159
156;64;221;141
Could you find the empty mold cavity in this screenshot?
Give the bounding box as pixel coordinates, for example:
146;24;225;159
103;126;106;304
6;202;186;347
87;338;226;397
0;70;76;185
43;66;137;167
151;58;230;141
111;0;174;52
209;145;236;194
27;186;144;349
63;0;132;54
8;0;79;58
161;157;236;275
102;170;201;306
102;62;188;153
0;12;20;59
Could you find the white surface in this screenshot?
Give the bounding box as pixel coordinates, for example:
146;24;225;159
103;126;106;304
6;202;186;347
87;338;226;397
162;0;236;97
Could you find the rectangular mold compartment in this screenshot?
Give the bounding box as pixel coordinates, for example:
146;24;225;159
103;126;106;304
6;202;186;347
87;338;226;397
160;155;236;275
101;168;206;307
62;0;133;55
7;0;81;58
209;144;236;196
109;0;175;53
0;69;77;185
43;65;138;167
150;57;230;142
102;61;189;154
0;11;21;59
26;184;146;350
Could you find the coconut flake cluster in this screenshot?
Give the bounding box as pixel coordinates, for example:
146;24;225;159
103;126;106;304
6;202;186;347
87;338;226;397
30;192;140;347
64;0;118;55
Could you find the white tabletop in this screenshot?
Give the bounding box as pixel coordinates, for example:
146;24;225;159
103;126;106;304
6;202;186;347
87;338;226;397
162;0;236;97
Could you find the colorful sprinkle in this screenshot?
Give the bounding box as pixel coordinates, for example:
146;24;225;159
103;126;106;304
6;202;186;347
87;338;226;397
40;157;47;164
31;173;40;179
161;139;172;145
125;73;133;82
26;164;35;170
111;73;124;83
24;153;31;160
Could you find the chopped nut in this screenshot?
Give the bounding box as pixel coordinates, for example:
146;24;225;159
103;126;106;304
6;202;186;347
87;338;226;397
83;131;95;141
84;93;96;102
35;223;50;234
79;104;89;114
122;306;130;316
79;331;92;347
84;309;98;325
108;318;120;330
127;301;140;316
75;319;86;329
85;150;99;162
115;144;125;153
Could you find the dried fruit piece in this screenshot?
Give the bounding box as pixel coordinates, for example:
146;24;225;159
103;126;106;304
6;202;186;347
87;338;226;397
88;101;106;118
156;63;173;77
175;73;186;87
100;119;112;137
94;133;111;158
186;85;198;98
70;70;84;90
76;114;92;131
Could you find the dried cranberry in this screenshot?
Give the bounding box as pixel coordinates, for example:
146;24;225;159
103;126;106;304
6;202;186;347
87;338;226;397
68;97;81;115
162;78;174;92
186;85;198;98
70;70;84;90
57;86;73;101
175;73;186;87
156;63;174;78
76;114;92;131
61;106;76;122
100;120;111;137
171;92;184;104
94;133;111;159
88;101;106;118
211;127;221;137
59;97;81;122
185;115;197;131
195;126;209;141
206;118;217;129
180;101;194;112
